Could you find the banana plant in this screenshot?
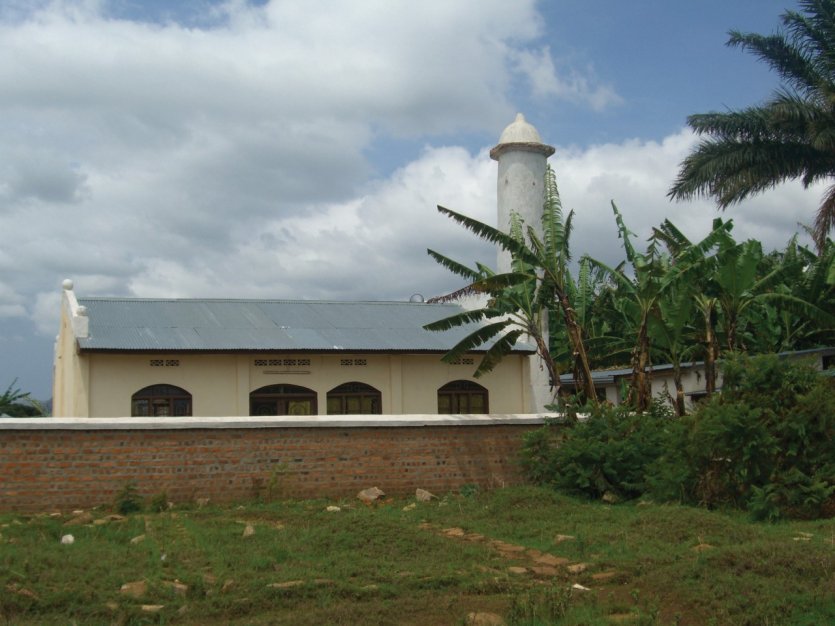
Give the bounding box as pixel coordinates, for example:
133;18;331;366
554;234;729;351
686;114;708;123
651;217;734;398
586;202;667;411
425;167;598;406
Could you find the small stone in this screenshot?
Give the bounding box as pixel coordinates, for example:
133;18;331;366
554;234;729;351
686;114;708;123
120;580;147;598
530;565;559;577
465;612;506;626
141;604;165;613
325;506;341;512
164;580;188;596
507;566;529;575
402;503;417;511
267;580;304;589
571;583;591;592
492;541;526;553
415;488;436;502
535;554;569;567
130;534;146;545
554;534;575;543
242;523;255;538
567;563;589;574
49;512;62;518
65;512;94;526
357;487;385;504
6;583;39;600
60;534;75;545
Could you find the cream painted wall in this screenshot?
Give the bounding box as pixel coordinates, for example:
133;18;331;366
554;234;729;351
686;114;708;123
57;350;532;417
52;297;90;417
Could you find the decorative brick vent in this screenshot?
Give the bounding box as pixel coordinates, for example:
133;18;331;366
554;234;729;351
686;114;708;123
254;358;312;367
150;359;180;367
340;358;367;366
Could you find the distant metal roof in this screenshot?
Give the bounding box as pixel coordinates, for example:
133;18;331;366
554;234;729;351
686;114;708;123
76;298;536;354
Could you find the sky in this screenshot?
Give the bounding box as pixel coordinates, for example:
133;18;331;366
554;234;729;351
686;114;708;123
0;0;817;401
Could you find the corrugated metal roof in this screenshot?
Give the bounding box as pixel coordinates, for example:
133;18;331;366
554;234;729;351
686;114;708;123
76;298;536;354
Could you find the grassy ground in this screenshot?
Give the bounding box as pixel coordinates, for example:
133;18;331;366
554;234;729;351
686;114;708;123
1;486;833;625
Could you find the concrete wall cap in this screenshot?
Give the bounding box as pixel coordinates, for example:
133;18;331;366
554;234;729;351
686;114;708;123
0;414;554;430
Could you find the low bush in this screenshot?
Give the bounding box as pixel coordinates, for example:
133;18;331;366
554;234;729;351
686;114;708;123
521;402;675;501
650;354;835;520
526;354;835;520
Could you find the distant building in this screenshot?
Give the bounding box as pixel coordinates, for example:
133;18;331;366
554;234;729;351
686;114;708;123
559;347;835;410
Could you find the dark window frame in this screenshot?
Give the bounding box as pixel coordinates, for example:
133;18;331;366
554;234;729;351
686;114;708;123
326;382;382;415
131;384;192;417
437;380;489;414
250;384;317;416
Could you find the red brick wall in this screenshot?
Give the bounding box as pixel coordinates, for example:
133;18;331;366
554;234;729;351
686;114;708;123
0;424;537;512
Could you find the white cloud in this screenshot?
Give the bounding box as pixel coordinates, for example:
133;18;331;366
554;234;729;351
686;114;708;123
512;46;622;111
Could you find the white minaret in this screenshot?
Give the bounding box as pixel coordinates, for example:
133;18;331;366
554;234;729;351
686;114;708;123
490;114;556;411
490;113;555;274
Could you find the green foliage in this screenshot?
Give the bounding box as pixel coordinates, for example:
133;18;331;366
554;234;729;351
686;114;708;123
650;354;835;520
114;482;143;515
0;379;44;417
527;355;835;521
522;403;675;500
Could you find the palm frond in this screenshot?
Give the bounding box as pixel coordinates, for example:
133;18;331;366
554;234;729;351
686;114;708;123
423;309;490;332
440;320;513;363
473;329;526;378
436;206;537;265
426;249;483;282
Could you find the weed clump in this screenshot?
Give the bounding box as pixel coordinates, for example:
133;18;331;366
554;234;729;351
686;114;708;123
114;482;143;514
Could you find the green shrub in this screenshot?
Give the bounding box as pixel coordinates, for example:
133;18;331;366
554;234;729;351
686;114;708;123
114;482;143;514
521;402;675;500
649;354;835;520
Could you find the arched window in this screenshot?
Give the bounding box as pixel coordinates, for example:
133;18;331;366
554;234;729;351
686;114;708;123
438;380;488;414
327;382;382;415
131;384;192;417
250;384;317;416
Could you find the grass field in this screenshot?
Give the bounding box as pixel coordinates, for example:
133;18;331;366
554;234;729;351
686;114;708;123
1;486;834;625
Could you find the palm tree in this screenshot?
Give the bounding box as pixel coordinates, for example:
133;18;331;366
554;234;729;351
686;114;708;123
669;0;835;251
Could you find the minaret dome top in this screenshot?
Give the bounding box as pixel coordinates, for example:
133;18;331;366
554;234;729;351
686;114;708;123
490;113;555;161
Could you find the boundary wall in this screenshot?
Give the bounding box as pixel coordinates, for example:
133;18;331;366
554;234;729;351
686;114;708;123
0;414;550;512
